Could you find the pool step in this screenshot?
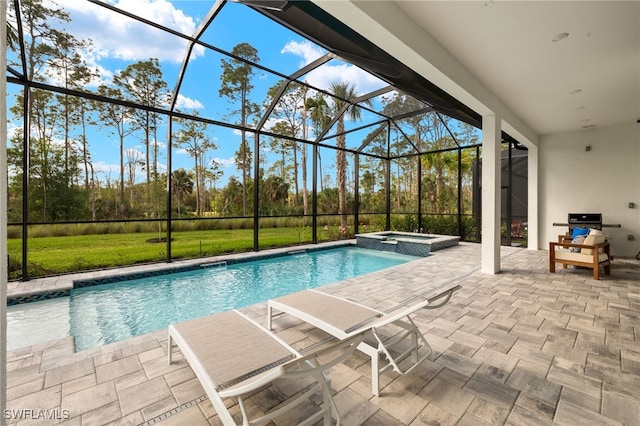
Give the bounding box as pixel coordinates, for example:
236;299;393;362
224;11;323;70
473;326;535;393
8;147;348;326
200;261;227;269
288;249;307;255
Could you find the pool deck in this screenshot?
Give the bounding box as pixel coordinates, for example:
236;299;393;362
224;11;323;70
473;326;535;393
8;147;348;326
5;242;640;425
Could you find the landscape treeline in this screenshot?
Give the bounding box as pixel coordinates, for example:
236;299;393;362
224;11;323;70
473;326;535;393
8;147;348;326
7;0;480;230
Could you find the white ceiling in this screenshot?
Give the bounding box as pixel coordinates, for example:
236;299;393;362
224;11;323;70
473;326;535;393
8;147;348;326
321;1;640;138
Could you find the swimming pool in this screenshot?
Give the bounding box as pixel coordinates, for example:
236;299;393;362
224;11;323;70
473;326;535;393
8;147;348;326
7;246;419;351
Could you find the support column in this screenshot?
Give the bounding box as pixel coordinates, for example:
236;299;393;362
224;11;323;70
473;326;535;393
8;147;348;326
481;114;501;274
527;144;539;250
1;0;8;420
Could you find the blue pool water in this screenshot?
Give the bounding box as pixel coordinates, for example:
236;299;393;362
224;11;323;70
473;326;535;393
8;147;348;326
8;246;418;351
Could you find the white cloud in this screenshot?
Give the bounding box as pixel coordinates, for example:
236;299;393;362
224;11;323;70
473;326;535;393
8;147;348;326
305;63;383;96
124;147;145;158
153;139;167;152
280;40;385;98
7;122;20;140
93;160;120;176
57;0;204;64
175;94;204;110
43;48;114;89
213;157;236;168
281;40;324;66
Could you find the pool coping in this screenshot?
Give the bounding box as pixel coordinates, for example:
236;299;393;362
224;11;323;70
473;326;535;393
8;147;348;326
6;240;356;305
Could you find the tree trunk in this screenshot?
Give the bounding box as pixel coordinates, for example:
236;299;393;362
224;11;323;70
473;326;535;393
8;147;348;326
302;144;308;215
337;120;347;228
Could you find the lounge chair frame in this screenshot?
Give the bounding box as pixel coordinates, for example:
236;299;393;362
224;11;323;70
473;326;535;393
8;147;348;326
168;309;364;426
267;284;460;396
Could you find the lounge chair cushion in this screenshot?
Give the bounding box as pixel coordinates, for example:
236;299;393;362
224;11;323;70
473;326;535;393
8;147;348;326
172;311;293;389
581;230;605;255
268;285;460;397
272;291;381;334
169;309;365;425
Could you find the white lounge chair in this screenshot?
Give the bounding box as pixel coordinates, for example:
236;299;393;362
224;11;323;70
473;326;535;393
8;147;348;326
168;309;364;426
267;283;461;396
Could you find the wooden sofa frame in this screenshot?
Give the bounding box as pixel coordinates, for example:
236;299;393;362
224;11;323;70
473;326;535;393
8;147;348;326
549;235;611;280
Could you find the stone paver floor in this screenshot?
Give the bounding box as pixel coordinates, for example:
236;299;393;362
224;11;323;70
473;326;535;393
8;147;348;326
5;243;640;425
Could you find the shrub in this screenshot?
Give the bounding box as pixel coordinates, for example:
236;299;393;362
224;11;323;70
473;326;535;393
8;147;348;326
460;215;478;242
390;214;419;232
107;223;125;235
194;220;214;231
29;226;51;238
6;226;21;239
8;254;22;280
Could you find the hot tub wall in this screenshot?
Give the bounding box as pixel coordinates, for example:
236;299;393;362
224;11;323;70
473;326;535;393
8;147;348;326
355;234;431;256
356;232;460;257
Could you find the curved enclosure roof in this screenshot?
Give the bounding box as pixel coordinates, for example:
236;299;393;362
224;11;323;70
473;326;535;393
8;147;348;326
7;0;485;160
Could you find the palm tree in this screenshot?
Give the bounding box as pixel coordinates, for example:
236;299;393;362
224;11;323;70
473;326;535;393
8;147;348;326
172;168;194;216
305;93;331;192
7;21;19;50
422;137;458;213
328;82;371;227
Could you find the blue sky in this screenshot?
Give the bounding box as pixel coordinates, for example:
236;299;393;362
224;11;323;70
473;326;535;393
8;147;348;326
8;0;392;188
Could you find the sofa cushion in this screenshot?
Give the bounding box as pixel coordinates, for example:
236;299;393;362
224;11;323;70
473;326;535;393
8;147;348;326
581;233;606;255
555;249;608;263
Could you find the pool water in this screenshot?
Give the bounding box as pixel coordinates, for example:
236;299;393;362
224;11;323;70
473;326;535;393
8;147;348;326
384;233;434;242
8;246;419;351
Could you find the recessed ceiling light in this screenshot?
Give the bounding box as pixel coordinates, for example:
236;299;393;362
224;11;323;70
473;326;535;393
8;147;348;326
553;32;570;42
569;89;583;95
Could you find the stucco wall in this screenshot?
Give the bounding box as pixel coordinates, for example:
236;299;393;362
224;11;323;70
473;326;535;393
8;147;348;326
539;123;640;258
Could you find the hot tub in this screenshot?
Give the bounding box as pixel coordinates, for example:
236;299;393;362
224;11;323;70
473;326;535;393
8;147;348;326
355;231;459;257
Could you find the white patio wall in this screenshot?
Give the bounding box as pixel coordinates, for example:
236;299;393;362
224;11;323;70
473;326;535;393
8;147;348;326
539;122;640;258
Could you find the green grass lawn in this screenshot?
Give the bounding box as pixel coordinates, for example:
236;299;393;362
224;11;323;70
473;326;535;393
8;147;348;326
8;226;339;278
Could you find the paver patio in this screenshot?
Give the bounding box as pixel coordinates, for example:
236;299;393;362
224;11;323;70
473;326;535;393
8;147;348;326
5;242;640;425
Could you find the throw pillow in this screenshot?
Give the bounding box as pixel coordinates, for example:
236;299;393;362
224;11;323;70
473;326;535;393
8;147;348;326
571;227;589;239
570;235;586;252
